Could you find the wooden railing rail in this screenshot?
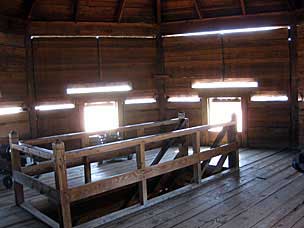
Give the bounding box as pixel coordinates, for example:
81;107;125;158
23;118;184;146
65;121;236;160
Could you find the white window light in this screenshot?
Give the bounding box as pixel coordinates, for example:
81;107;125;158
67;83;132;95
125;98;156;105
35;104;75;111
168;96;201;103
0;107;23;115
164;26;286;38
251;95;288;102
192;81;258;89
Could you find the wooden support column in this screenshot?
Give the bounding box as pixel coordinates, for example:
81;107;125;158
25;28;38;139
228;114;239;169
192;131;202;184
83;156;91;184
154;75;169;121
9;131;24;206
241;95;249;147
289;25;299;150
136;143;147;205
53;141;72;228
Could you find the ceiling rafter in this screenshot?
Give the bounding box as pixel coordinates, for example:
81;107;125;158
156;0;161;24
193;0;203;19
116;0;127;23
287;0;298;10
25;0;37;20
72;0;80;22
240;0;246;15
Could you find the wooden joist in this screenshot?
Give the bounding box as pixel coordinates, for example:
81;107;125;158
193;0;203;19
239;0;246;15
29;21;158;37
116;0;127;22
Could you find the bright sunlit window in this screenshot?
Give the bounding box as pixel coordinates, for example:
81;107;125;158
35;103;75;111
164;26;286;38
192;81;258;89
0;107;23;116
208;97;242;132
251;95;288;102
67;82;132;95
84;102;119;132
125;98;156;104
168;96;201;103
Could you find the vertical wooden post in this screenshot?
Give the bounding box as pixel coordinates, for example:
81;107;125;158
289;25;299;150
9;131;24;206
53;141;72;228
241;95;249;147
25;28;38;138
81;137;91;184
136;142;147;205
228;114;239;169
83;156;91;184
193;131;202;184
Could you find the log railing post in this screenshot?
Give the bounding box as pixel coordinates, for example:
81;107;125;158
193;131;202;184
228;114;239;169
9;131;24;206
53;140;72;228
136;142;147;205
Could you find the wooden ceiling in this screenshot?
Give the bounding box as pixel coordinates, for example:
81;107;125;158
0;0;303;24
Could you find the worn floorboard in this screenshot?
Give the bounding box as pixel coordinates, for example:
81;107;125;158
0;148;302;228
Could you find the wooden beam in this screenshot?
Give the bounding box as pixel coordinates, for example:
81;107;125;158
289;25;299;150
21;202;59;228
9;131;24;206
240;0;246;15
194;0;203;19
161;11;295;35
25;0;37;20
28;21;158;37
53;141;72;228
13;171;59;201
116;0;127;22
156;0;162;24
12;143;53;160
72;0;80;22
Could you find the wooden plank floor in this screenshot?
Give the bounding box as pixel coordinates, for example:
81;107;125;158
0;148;303;228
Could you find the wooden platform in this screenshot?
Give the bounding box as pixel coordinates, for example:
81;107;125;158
0;148;303;228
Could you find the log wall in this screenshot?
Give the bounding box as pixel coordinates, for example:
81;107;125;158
0;18;30;139
0;25;298;148
298;24;304;146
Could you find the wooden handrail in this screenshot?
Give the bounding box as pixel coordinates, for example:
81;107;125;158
65;121;236;160
23;118;183;146
12;143;53;160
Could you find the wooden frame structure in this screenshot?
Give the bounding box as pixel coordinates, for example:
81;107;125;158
8;116;239;228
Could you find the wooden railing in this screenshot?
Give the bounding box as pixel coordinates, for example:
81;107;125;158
9;115;238;228
23;118;184;146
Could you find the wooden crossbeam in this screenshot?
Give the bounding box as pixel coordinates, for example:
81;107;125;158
194;0;203;19
116;0;127;22
150;119;187;166
240;0;246;15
